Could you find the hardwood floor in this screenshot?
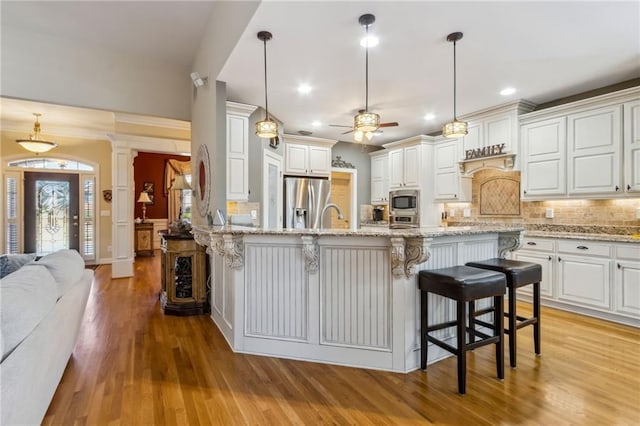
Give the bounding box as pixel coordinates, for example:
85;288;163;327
44;253;640;425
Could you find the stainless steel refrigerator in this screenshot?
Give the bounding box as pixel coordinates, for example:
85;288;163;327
284;176;331;229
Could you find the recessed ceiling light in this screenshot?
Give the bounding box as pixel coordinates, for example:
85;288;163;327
311;120;322;127
500;87;516;96
298;83;312;94
424;113;436;120
360;35;379;48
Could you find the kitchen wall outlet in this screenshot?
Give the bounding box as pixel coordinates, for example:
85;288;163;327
635;207;640;219
449;209;455;217
463;208;471;217
250;210;258;220
545;208;554;219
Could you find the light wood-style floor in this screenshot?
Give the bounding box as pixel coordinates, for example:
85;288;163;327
44;253;640;425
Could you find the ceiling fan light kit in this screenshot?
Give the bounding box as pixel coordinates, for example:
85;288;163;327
16;113;58;154
442;31;468;139
353;111;379;133
256;30;279;139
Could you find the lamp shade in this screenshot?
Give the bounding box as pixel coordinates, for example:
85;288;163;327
354;111;379;133
255;119;278;138
442;120;469;138
137;191;152;203
171;174;191;190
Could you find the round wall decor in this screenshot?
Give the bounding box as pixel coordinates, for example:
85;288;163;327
194;144;211;218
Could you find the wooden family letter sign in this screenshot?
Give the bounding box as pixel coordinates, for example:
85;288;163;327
465;143;506;160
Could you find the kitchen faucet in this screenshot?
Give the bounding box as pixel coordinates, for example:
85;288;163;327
320;203;344;229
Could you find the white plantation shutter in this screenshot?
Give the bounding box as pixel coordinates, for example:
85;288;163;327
81;175;96;260
5;172;21;253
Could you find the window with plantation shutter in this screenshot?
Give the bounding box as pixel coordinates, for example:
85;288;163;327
5;174;19;253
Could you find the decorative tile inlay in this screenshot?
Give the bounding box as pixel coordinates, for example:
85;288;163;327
480;177;520;216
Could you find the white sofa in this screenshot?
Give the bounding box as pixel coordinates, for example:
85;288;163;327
0;249;93;425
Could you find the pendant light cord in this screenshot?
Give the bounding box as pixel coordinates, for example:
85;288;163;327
263;38;269;120
453;39;457;120
365;23;369;112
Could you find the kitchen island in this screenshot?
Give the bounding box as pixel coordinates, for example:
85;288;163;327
192;225;524;373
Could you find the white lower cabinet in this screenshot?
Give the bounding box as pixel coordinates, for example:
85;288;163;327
514;236;639;327
558;254;611;309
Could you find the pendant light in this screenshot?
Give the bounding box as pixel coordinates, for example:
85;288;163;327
16;113;58;153
353;14;380;137
255;31;278;139
442;32;468;138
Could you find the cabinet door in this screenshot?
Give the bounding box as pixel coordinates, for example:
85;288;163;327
484;113;512;151
567;105;622;195
388;149;404;189
371;154;387;181
370;153;388;203
521;117;566;197
308;146;331;175
558;254;611;309
402;145;420;187
511;250;554;298
433;141;470;201
624;100;640;193
285;143;309;175
462;122;482;155
227;114;249;200
615;260;640;317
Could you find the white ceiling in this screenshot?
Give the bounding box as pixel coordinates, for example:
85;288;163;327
1;1;639;146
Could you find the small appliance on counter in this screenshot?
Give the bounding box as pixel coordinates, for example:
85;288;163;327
372;206;385;222
389;189;419;228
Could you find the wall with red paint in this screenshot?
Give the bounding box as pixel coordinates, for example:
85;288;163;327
133;152;190;219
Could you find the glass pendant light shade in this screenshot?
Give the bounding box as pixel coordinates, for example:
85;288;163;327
256;31;279;139
255;119;278;138
442;119;468;138
353;111;379;133
443;32;468;139
16;113;58;153
354;130;364;142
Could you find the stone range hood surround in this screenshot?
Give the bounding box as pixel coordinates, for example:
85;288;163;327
458;152;516;176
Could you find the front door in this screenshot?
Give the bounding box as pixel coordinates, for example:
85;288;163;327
24;172;79;254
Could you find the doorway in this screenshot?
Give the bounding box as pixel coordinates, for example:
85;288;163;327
24;172;79;254
329;169;357;229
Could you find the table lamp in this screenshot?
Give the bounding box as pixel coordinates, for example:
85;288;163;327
137;191;152;222
171;174;191;220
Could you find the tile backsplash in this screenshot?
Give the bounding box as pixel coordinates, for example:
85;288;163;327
444;169;640;232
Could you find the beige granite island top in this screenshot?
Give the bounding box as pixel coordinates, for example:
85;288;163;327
525;230;640;244
192;224;525;238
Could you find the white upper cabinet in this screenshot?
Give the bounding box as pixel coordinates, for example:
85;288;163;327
283;134;336;177
521;117;567;198
388;144;421;189
227;102;258;201
567;105;622;195
624;99;640;193
370;151;389;203
433;139;471;201
462;122;483;154
519;87;639;200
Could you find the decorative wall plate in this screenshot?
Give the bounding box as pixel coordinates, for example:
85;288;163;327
194;144;211;218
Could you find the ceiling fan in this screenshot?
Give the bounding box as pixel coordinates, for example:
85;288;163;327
329;14;398;142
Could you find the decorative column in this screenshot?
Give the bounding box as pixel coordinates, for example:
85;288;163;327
301;235;319;273
222;234;244;269
390;237;406;279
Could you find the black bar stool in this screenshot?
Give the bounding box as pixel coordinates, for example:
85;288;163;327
419;266;506;394
466;258;542;368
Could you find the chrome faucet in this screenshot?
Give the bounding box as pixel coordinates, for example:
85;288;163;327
320;203;344;229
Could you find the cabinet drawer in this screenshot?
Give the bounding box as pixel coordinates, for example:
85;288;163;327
522;237;555;252
558;240;611;257
616;244;640;261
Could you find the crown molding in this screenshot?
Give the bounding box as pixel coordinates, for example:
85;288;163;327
1;118;111;140
226;101;258;117
113;113;191;131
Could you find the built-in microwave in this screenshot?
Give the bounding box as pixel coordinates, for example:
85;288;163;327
389;189;419;228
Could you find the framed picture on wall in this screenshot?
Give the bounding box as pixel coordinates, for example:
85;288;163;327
143;181;155;205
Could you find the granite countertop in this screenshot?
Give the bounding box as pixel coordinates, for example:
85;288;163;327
524;230;640;244
193;224;524;238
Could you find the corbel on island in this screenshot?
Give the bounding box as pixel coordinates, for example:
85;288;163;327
193;225;524;373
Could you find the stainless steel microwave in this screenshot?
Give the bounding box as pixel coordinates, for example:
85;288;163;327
389;189;419;228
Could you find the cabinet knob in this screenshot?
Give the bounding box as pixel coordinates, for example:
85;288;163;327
523;190;527;195
558;257;562;262
576;245;589;250
454;194;457;198
548;255;552;261
628;184;632;191
615;186;620;192
617;263;621;269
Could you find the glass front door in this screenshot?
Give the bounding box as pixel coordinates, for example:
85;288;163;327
24;172;79;254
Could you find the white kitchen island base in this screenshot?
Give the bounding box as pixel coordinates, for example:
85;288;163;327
193;226;523;373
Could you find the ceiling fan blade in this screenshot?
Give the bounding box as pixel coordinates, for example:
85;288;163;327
341;129;354;135
379;122;399;128
328;124;352;128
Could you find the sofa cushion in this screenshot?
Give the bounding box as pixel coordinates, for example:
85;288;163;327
30;249;85;298
0;253;37;279
0;264;58;361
